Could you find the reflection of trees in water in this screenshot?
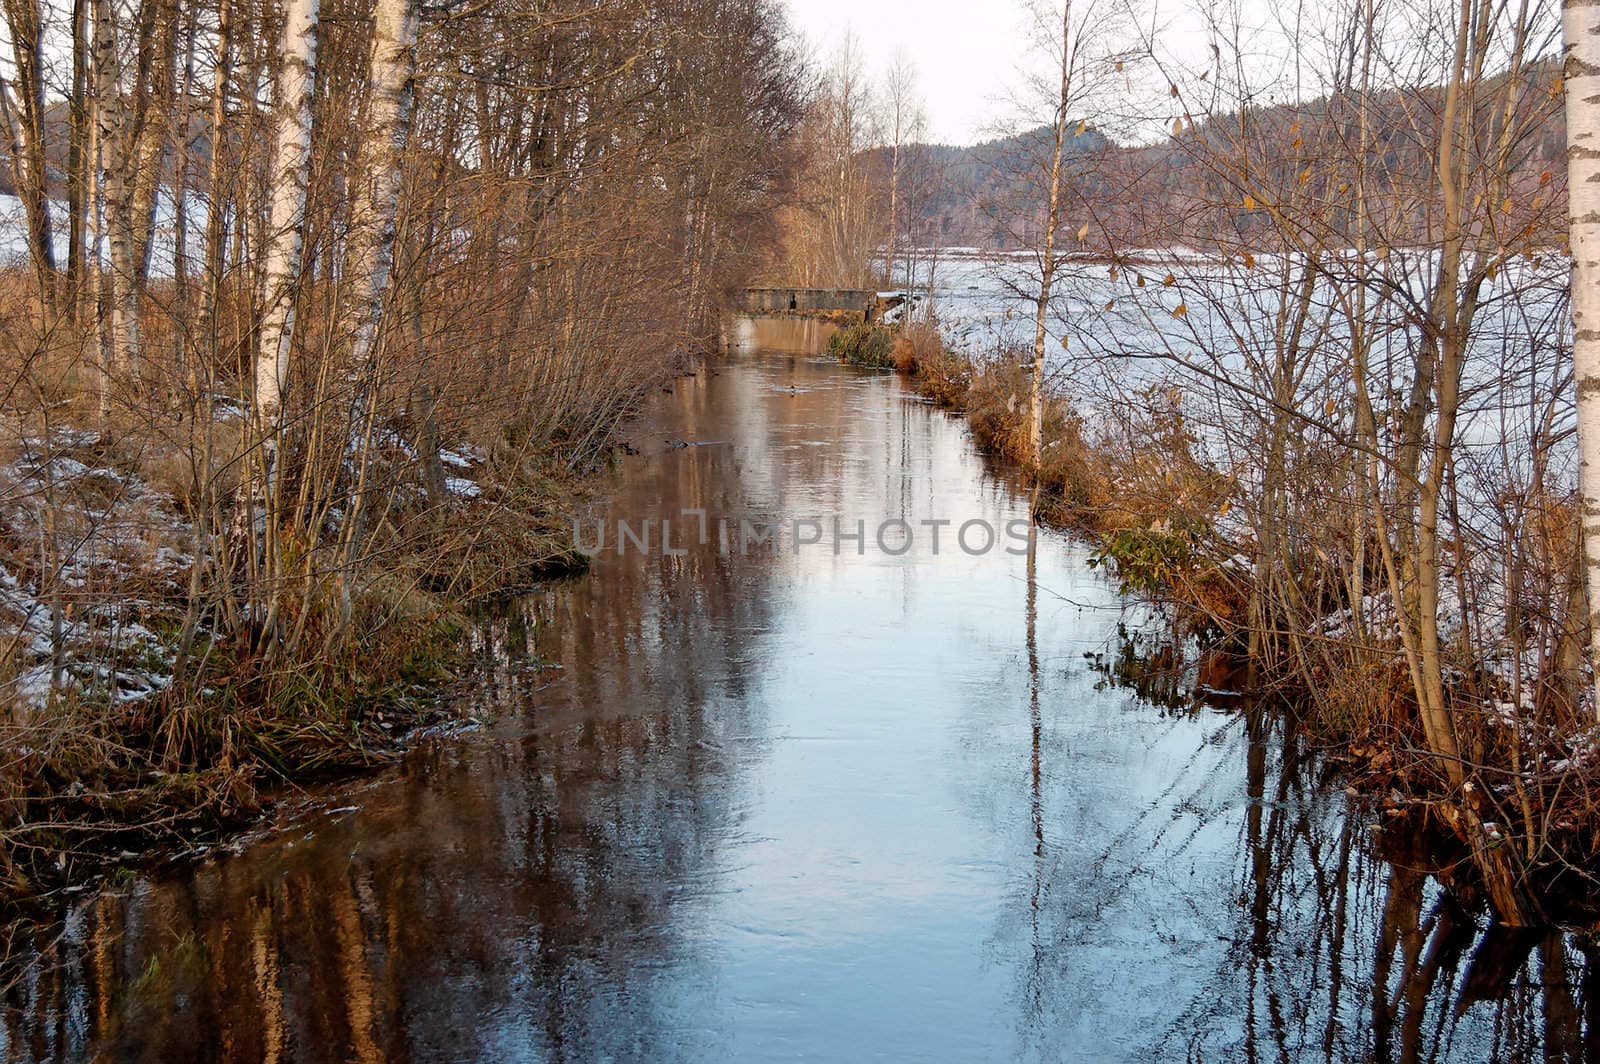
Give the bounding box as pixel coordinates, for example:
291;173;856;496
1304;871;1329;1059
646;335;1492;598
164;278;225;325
0;368;780;1062
1078;634;1597;1062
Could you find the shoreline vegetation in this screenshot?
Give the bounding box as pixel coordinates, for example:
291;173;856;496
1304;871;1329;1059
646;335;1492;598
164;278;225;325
0;0;807;911
832;315;1600;926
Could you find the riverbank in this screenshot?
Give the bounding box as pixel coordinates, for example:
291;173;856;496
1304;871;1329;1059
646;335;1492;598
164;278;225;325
0;410;602;912
832;317;1600;926
3;350;1563;1063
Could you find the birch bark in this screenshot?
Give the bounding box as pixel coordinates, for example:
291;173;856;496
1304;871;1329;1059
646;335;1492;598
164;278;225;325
345;0;421;399
1564;0;1600;718
91;0;141;377
1028;0;1072;475
253;0;320;446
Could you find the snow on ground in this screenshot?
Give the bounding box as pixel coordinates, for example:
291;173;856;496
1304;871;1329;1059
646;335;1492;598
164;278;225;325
0;425;193;710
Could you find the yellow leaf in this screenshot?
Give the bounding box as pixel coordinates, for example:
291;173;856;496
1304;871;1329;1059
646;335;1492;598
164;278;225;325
1541;169;1552;186
1172;116;1183;136
1076;119;1088;136
1162;273;1176;287
1136;274;1146;287
1217;499;1231;516
1172;303;1188;318
1292;135;1303;150
1299;168;1311;185
1242;251;1255;269
1501;196;1513;213
1077;223;1090;241
1243;194;1256;209
1060;336;1070;350
1324;397;1337;416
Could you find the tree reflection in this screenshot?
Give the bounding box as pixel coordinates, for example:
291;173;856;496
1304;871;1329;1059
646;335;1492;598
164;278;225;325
0;364;781;1062
1085;630;1599;1062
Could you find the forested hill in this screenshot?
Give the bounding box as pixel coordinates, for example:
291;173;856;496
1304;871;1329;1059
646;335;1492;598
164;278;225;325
876;62;1566;253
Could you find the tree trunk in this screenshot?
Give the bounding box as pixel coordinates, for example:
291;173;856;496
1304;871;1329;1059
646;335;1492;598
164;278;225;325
67;0;88;323
1028;0;1072;476
243;0;319;649
1564;0;1600;720
337;0;421;564
200;0;232;395
1;0;58;311
253;0;319;445
92;0;142;378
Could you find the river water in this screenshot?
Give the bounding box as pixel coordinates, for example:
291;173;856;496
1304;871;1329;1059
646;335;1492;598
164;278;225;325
0;345;1591;1062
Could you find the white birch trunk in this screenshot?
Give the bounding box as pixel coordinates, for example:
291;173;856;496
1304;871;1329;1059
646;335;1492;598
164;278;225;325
336;0;420;570
91;0;140;377
1029;0;1072;473
1563;0;1600;719
345;0;420;395
253;0;320;440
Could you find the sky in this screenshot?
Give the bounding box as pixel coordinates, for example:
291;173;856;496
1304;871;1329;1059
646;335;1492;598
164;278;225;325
781;1;1041;146
781;0;1321;148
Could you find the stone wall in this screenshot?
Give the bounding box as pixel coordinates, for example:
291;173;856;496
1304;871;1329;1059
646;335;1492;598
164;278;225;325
742;288;875;314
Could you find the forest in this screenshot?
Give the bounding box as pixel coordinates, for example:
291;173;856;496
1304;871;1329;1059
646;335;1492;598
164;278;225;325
0;0;804;900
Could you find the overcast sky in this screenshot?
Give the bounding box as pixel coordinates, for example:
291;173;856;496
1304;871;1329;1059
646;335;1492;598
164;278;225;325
780;0;1337;148
781;0;1042;146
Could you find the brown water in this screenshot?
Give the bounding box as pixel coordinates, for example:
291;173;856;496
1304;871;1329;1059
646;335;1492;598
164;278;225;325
1;351;1594;1062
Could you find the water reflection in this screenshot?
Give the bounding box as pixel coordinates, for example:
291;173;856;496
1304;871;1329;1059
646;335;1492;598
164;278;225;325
722;313;840;356
0;353;1596;1062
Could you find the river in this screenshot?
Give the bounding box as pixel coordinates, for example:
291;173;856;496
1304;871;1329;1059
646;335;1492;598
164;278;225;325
0;343;1587;1062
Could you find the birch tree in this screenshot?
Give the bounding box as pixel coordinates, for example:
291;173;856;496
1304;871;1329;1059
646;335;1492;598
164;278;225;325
253;0;319;460
338;0;422;564
244;0;319;641
1027;0;1073;473
1565;0;1600;719
91;0;141;378
881;52;923;289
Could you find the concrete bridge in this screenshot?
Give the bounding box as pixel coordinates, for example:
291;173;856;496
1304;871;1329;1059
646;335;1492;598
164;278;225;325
741;287;904;320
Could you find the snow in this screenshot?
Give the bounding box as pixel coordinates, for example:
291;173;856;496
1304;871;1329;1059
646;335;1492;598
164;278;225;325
0;430;190;709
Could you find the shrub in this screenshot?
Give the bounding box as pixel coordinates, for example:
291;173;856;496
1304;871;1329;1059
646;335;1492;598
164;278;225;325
828;321;896;367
